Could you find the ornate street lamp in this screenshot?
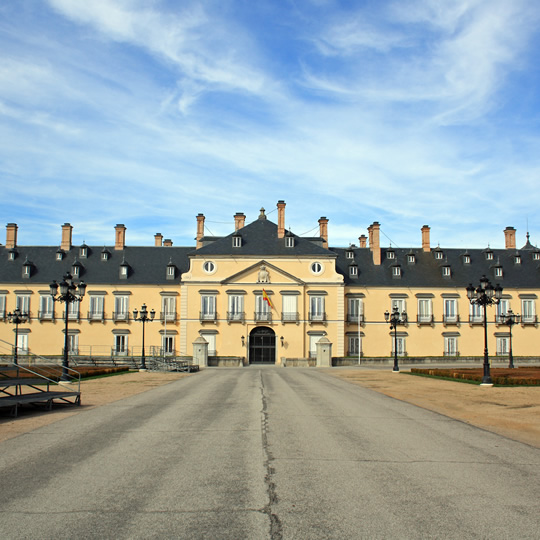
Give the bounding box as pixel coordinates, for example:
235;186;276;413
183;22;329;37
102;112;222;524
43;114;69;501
501;309;520;369
466;275;503;385
7;307;29;367
50;273;86;381
133;304;155;371
384;306;407;372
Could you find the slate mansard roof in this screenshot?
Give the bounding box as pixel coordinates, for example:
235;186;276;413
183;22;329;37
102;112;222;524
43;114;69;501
0;214;539;289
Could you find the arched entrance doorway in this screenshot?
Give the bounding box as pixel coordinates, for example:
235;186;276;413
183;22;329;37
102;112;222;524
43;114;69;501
249;327;276;364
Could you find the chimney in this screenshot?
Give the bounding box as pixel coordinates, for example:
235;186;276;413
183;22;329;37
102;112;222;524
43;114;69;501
371;222;381;265
163;238;173;247
61;223;72;251
154;233;163;247
504;227;516;249
115;224;126;251
6;223;17;249
318;217;329;249
421;225;431;252
359;235;367;248
196;214;205;249
277;200;286;238
234;212;246;231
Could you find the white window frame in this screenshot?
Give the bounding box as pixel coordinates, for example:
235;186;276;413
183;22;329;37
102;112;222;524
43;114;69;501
228;294;244;321
162;335;175;356
200;333;216;355
201;295;217;320
392;336;406;356
309;295;325;321
444;336;458;356
495;267;503;278
281;295;298;322
162;296;176;322
114;335;128;356
310;262;323;275
67;301;79;321
232;236;242;247
39;295;54;320
89;295;104;320
470;303;483;323
392;266;401;277
349;265;358;277
444;299;458;323
386;251;395;260
67;333;78;355
348;335;362;356
0;295;5;319
203;261;216;274
347;298;363;323
309;334;325;358
442;267;451;277
417;299;432;323
255;295;271;321
17;333;28;354
521;299;535;323
16;295;31;315
391;298;406;314
114;295;129;321
496;299;509;323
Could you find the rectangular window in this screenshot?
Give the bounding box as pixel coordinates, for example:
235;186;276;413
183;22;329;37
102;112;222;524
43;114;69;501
309;334;324;357
495;267;503;278
39;295;54;320
200;333;216;355
392;337;406;356
16;295;31;315
114;295;129;321
17;333;28;354
89;296;104;320
391;298;406;314
67;334;78;355
114;335;128;356
444;299;458;323
201;295;216;320
286;236;294;248
348;335;362;356
496;337;509;356
232;236;242;247
0;295;5;319
444;336;458;356
347;298;363;323
255;295;272;321
162;335;175;356
67;301;79;321
521;299;536;323
496;299;509;323
162;296;176;322
309;296;325;321
281;295;298;322
417;299;432;323
469;303;483;323
228;295;244;322
392;266;401;277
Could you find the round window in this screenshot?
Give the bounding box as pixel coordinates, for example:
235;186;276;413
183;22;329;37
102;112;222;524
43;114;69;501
203;261;216;274
310;262;324;275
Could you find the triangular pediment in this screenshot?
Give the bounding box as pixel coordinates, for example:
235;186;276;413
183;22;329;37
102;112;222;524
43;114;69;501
221;260;305;285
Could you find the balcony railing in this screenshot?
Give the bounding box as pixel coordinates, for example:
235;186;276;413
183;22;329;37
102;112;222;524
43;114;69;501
160;312;177;322
416;314;434;324
63;311;80;321
309;312;326;322
113;311;130;321
200;311;217;322
443;314;460;324
469;315;483;324
346;313;364;324
88;311;104;321
255;311;272;322
521;315;537;325
282;311;299;323
38;310;55;321
227;311;245;323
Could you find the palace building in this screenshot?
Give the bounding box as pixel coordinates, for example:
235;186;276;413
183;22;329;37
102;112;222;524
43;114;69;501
0;201;538;366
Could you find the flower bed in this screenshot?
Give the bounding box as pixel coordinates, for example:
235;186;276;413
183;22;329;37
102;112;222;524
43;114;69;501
410;366;540;386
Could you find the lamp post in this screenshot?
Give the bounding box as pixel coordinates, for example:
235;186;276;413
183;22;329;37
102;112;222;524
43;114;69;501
7;307;29;367
50;273;86;381
501;309;520;369
466;275;503;385
384;306;407;372
133;304;155;371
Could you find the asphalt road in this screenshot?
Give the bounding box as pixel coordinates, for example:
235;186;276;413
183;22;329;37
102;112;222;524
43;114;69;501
0;368;538;539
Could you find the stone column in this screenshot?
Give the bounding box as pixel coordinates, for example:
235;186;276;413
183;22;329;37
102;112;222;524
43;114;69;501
193;336;208;368
316;337;333;367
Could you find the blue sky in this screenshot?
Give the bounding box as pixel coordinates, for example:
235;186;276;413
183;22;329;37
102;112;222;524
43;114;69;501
1;0;540;250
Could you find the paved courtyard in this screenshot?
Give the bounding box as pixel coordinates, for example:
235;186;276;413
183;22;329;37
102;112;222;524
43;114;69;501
1;368;539;539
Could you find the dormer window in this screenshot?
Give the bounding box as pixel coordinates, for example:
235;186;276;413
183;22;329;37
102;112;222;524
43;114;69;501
434;250;443;260
166;259;176;280
495;267;503;278
285;236;294;248
232;234;242;248
101;249;110;261
534;251;540;261
515;255;521;264
72;261;82;277
22;258;33;278
8;249;17;261
463;255;471;264
119;259;129;279
485;249;494;260
56;249;64;261
407;254;415;264
392;265;401;277
386;249;395;260
349;264;358;277
346;249;354;259
442;266;451;277
79;243;88;258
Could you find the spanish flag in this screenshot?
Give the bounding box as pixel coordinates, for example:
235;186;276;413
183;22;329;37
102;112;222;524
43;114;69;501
262;289;274;309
